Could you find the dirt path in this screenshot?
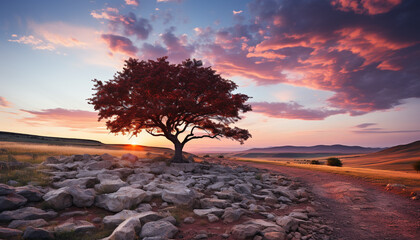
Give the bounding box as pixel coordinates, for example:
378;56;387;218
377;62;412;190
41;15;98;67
233;161;420;240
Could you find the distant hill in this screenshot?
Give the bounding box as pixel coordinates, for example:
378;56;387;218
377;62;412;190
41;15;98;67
0;131;103;146
343;140;420;172
242;144;383;154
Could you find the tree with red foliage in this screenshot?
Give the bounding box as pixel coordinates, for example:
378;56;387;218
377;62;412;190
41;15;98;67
88;57;252;163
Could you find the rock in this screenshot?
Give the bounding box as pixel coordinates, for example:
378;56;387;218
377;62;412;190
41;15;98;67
208;182;225;191
86;160;113;170
200;198;230;209
221;233;230;238
54;218;95;234
53;177;98;189
289;212;308;220
7;180;19;186
95;187;147;212
92;217;102;223
0;184;15;195
162;216;177;225
278;196;292;204
0;227;23;238
0;207;57;222
105;216;142;240
231;224;261;239
44;156;60;164
60;211;88;218
234;184;252;195
208;214;219;223
135;203;152;212
162;186;196;206
65;186;95;207
140;220;178;239
184;217;195;224
103;210;139;228
0;193;27;211
8;219;48;229
127;173;155;185
247;219;278;228
95;179;128;193
222;207;245;223
276;216;299;232
22;227;53;240
273;187;297;201
104;210;164;228
43;188;72;210
193;208;225;217
194;233;208;239
263;231;286;240
121;153;138;163
15;186;44;202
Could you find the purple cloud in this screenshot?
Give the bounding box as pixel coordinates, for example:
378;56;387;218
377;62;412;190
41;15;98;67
354;123;377;128
101;34;138;56
252;101;346;120
0;96;10;108
200;0;420;116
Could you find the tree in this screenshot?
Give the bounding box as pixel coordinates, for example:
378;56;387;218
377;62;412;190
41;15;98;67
413;161;420;173
326;157;342;167
88;57;252;163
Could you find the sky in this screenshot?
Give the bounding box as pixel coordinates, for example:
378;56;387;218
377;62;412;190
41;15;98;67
0;0;419;152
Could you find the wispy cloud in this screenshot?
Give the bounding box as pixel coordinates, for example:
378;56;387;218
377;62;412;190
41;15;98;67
233;10;243;15
0;97;11;108
20;108;107;133
252;101;345;120
354;123;377;129
125;0;139;6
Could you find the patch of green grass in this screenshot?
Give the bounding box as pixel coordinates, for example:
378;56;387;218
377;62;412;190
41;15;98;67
0;166;51;186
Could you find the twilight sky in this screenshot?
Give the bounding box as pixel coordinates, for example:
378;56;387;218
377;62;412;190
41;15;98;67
0;0;419;152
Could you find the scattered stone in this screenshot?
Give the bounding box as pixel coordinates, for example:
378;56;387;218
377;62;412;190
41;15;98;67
22;226;54;240
105;215;142;240
0;207;57;222
222;207;244;223
8;219;48;229
193;208;224;217
54;218;95;234
52;177;98;189
184;217;195;224
208;214;219;222
92;217;102;224
66;186;95;207
162;186;197;206
0;184;15;195
122;153;138;163
289;211;308;220
200;198;230;209
231;224;261;239
140;220;178;239
0;192;27;211
103;210;141;228
0;227;22;238
276;216;299;232
60;210;88;218
95;179;128;193
95;187;147;212
15;186;43;202
7;180;19;186
42;188;72;210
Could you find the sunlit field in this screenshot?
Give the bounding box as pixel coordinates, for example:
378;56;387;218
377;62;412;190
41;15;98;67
0;141;173;164
234;157;420;192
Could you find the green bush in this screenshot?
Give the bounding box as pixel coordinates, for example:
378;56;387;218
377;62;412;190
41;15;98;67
413;161;420;173
327;157;342;167
310;160;321;165
218;155;224;158
203;154;210;158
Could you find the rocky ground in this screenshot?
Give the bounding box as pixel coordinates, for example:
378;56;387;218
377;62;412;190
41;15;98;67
0;154;334;240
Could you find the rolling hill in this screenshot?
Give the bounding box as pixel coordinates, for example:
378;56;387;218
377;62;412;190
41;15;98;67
342;140;420;172
233;144;383;158
0;131;103;146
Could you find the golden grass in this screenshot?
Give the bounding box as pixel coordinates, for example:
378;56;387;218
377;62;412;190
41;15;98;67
0;141;172;164
235;158;420;191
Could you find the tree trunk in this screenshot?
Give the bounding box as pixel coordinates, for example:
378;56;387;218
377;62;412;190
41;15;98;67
172;142;187;163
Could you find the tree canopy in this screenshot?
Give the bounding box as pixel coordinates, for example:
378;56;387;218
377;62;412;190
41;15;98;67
88;57;252;162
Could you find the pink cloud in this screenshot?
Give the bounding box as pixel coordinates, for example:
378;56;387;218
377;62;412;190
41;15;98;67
198;0;420;116
0;97;11;108
252;102;345;120
331;0;402;15
101;34;138;57
20;108;107;132
125;0;139;6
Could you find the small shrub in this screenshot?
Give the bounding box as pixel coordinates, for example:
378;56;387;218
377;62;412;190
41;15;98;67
203;154;210;158
413;161;420;173
218;155;224;158
255;173;262;180
327;157;342;167
310;160;321;165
